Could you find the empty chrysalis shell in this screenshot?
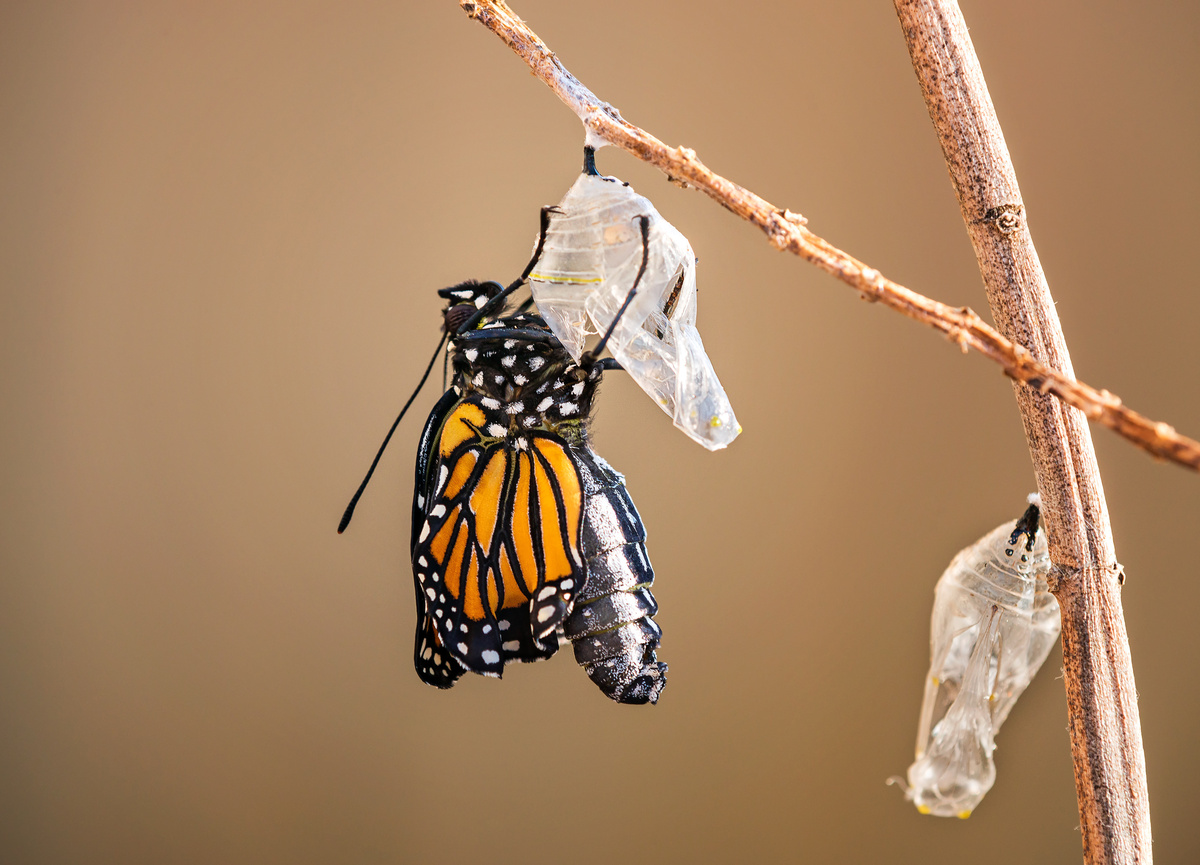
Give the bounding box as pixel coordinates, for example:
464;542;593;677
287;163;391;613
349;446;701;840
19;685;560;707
529;170;740;450
897;499;1061;818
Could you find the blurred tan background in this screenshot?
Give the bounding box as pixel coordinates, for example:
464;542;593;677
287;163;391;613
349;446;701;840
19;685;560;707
2;1;1197;862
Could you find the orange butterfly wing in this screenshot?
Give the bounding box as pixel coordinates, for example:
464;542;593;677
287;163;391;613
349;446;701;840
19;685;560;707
412;397;584;681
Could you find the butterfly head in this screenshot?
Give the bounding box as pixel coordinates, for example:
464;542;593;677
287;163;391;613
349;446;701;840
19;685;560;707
438;280;504;334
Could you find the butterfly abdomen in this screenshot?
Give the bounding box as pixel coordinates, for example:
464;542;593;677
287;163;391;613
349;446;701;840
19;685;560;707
565;447;667;705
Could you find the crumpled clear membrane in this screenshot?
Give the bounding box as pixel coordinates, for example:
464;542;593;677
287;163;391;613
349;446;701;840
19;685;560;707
895;515;1061;818
530;173;739;450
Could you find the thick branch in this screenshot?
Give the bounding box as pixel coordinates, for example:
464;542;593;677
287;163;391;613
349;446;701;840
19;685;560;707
459;0;1200;473
895;3;1149;863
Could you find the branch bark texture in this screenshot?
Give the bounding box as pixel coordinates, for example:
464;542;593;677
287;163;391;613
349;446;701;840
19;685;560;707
460;0;1200;474
894;3;1150;862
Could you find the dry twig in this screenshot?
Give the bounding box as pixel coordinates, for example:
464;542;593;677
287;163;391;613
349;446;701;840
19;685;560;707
896;3;1150;862
459;0;1199;474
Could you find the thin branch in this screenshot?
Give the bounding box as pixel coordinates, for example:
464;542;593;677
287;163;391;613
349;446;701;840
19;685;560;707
895;3;1150;862
459;0;1200;473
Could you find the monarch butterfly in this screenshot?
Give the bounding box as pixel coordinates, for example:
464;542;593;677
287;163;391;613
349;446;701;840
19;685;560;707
339;212;667;705
893;496;1061;818
528;146;740;451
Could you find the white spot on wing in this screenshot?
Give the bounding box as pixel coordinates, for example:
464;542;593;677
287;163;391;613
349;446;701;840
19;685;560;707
481;650;500;664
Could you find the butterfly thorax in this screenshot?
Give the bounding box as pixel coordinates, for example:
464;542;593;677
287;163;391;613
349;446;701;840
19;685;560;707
449;312;601;448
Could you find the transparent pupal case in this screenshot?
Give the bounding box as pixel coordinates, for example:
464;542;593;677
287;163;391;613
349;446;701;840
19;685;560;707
529;173;739;450
899;514;1061;818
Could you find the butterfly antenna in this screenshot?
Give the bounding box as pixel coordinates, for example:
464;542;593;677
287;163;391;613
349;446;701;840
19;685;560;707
338;331;448;534
587;214;651;361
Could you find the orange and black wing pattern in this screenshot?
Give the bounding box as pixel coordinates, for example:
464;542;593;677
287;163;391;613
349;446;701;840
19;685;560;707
411;395;585;684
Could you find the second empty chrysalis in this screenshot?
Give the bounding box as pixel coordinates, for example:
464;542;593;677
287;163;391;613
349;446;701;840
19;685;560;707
895;496;1062;818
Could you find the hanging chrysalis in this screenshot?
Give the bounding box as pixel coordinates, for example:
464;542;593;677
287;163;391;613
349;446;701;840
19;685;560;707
529;146;740;451
893;495;1061;818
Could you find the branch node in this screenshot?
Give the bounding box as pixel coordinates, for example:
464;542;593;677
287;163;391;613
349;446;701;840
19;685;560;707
982;203;1025;234
764;210;798;251
780;207;808;227
1045;565;1067;593
858;267;884;302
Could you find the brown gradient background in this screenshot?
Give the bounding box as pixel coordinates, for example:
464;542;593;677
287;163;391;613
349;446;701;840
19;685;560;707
2;2;1197;863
